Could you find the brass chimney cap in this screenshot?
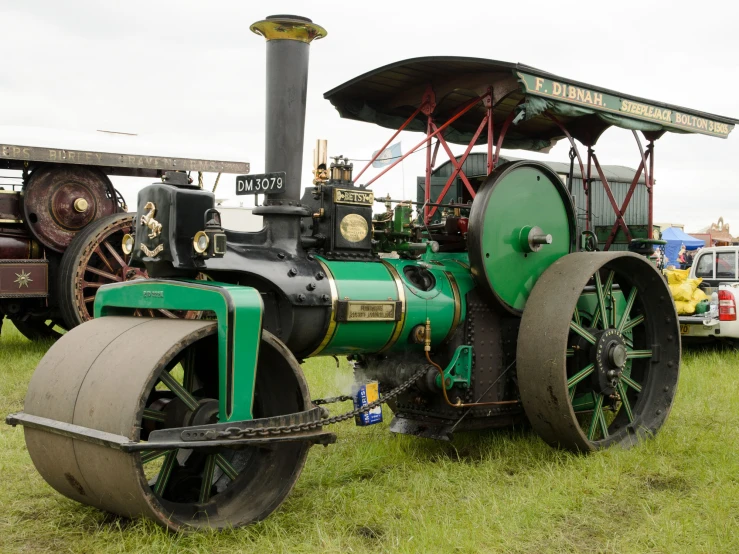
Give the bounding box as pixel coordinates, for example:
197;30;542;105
250;14;327;43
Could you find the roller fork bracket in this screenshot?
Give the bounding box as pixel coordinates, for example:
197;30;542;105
434;345;473;390
93;279;264;422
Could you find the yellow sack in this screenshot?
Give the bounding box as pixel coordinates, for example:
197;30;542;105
693;288;708;302
686;278;702;292
666;269;690;285
675;300;696;315
670;282;695;302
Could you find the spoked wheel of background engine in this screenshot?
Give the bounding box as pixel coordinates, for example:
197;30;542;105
10;317;66;341
22;164;119;253
23;317;311;531
517;251;680;452
57;213;201;329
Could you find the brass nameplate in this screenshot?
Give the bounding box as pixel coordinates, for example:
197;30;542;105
336;300;402;322
140;243;164;257
339;213;368;243
333;188;374;206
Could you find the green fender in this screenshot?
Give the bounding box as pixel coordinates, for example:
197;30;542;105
94;279;263;422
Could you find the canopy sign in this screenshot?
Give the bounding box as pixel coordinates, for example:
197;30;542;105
518;72;733;138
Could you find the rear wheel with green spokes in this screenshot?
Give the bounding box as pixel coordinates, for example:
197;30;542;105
517;252;680;452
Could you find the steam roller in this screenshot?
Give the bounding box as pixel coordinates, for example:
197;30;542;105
11;12;718;531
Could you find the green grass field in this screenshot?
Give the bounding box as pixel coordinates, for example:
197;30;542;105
1;320;738;553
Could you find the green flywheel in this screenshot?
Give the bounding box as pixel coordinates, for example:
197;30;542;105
468;161;576;314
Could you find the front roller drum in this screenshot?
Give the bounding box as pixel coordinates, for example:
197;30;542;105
517;252;680;452
23;316;311;530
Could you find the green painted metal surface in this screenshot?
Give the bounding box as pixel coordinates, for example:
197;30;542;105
386;255;475;351
318;255;475;355
434;344;473;390
94;279;263;422
570;287;637;414
594;225;650;244
478;166;572;311
318;260;398;354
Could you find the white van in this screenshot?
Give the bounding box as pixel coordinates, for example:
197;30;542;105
680;246;739;341
690;246;739;286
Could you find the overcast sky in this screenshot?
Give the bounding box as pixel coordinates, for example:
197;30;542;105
0;0;736;233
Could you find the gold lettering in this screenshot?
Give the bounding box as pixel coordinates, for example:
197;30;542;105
568;86;577;100
593;93;603;106
552;82;562;96
535;77;544;91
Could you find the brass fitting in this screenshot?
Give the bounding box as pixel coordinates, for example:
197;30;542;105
73;198;89;213
251;15;327;43
424;318;432;352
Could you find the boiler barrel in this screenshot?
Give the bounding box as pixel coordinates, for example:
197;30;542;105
309;257;475;356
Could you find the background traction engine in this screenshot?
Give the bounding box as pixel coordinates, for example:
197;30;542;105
8;14;681;531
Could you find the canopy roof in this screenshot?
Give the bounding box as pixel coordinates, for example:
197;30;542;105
662;227;704;264
324;57;738;152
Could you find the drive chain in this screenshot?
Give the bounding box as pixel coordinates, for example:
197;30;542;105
216;367;426;440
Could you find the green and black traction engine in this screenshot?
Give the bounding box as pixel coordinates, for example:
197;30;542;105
8;15;682;531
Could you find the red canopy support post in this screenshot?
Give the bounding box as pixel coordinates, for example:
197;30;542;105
364;94;479;189
601;156;647;250
592;152;632;250
431;120;481;194
647;141;655;238
427;113;489;219
424;115;433;223
353;106;422;183
600;130;653;249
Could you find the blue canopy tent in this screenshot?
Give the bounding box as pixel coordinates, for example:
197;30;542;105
661;227;704;265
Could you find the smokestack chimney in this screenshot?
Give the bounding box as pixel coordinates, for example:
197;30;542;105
251;15;326;205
